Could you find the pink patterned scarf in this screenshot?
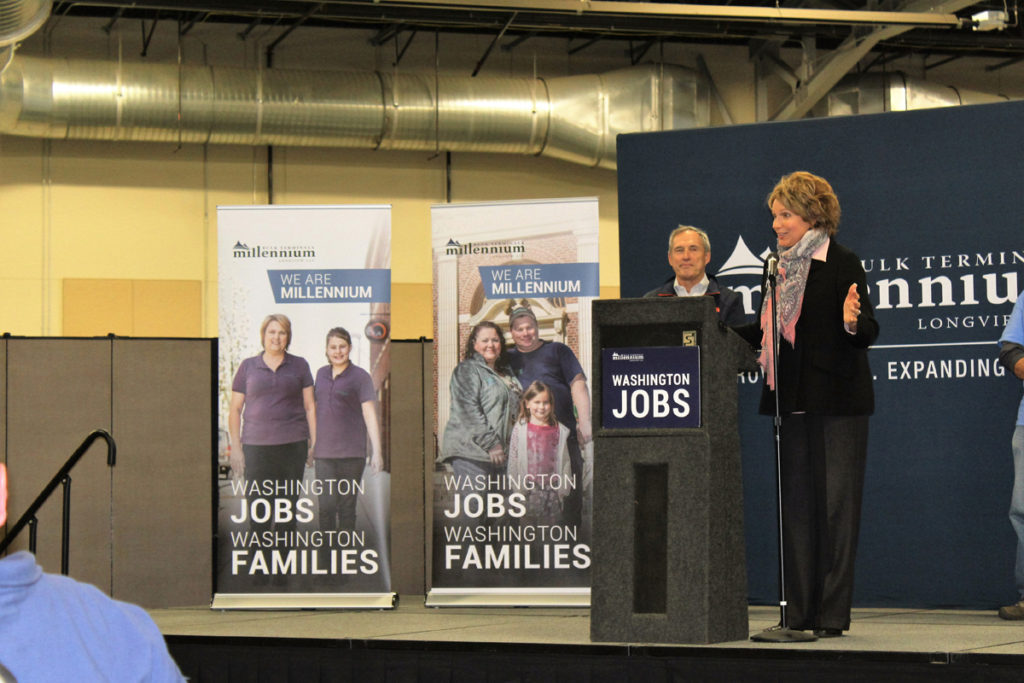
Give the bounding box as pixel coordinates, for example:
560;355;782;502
759;229;829;389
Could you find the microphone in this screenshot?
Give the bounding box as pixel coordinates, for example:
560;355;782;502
766;252;779;286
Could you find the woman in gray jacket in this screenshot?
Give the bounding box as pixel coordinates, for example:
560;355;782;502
440;321;522;486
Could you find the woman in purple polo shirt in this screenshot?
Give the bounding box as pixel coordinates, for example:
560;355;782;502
228;314;316;534
312;327;382;532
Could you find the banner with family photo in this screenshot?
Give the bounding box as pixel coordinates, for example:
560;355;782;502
428;198;600;606
213;205;393;609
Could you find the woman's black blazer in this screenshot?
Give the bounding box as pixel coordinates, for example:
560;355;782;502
735;239;879;416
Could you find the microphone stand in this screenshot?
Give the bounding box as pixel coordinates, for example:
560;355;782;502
751;257;816;643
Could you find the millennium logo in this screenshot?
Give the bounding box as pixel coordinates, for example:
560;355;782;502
715;236;1023;324
716;236;768;278
445;238;525;256
713;237;771;317
232;241;316;260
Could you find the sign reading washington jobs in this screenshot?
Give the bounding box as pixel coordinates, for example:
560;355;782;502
602;346;700;429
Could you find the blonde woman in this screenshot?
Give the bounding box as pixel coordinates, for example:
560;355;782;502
736;171;879;638
228;314;316;535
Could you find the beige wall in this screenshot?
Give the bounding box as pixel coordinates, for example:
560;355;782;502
0;132;620;340
1;19;1020;339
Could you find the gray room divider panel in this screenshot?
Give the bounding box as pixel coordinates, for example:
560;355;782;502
112;339;213;608
389;340;430;595
5;339;114;591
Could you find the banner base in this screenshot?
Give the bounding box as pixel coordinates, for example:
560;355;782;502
425;587;590;607
211;592;396;610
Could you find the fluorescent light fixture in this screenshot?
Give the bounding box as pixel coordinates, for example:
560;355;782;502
971;10;1008;31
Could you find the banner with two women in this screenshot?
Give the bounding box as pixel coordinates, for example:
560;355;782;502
214;205;393;608
429;198;600;605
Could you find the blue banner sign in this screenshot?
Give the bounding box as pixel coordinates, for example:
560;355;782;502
602;346;700;429
478;263;600;299
267;269;391;303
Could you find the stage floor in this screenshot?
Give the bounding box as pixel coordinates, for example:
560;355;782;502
151;599;1024;655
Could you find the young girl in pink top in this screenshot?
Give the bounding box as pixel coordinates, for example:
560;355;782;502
507;381;573;525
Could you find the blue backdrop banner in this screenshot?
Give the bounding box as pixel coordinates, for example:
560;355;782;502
616;100;1024;609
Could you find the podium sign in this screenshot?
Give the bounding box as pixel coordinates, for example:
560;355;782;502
601;346;700;429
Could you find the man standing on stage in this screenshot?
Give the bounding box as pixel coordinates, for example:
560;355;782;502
999;290;1024;620
644;225;746;325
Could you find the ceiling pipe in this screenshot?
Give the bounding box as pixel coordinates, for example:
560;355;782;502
0;55;710;169
0;53;1004;171
818;70;1009;115
0;0;51;48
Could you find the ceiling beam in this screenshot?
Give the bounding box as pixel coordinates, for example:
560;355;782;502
768;0;979;120
371;0;964;28
472;12;517;76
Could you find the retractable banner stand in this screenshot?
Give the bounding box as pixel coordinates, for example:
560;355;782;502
429;198;600;606
213;205;393;609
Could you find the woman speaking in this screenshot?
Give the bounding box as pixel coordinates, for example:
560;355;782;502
737;171;879;638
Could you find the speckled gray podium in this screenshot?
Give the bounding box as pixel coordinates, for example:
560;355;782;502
589;297;757;644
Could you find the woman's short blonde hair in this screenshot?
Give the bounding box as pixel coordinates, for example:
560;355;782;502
767;171;841;236
260;313;292;350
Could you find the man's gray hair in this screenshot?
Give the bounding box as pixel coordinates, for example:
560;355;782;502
667;225;710;252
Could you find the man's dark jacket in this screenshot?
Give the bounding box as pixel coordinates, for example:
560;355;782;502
643;275;747;326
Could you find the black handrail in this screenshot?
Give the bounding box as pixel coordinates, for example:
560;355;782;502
0;429;117;575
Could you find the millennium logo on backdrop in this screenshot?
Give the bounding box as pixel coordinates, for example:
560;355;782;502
444;238;525;256
232;241;316;261
713;236;1023;383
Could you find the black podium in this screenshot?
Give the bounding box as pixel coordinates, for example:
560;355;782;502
589;296;755;644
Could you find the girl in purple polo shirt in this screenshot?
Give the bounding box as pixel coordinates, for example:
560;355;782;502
312;327;382;532
228;314;316;536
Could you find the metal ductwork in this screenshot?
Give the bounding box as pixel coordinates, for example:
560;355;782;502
0;56;709;169
0;0;50;48
819;71;1009;116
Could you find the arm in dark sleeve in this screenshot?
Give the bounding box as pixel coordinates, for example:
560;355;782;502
839;249;879;349
999;341;1024;375
718;289;748;327
730;260;767;347
557;343;586;383
732;320;762;348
